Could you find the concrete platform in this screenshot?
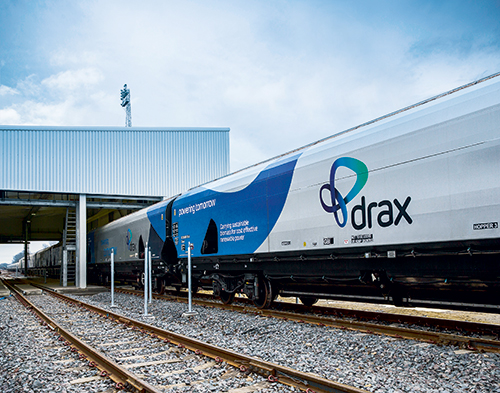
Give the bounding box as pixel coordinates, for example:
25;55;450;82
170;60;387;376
28;277;109;296
48;284;108;296
0;281;10;297
15;284;43;295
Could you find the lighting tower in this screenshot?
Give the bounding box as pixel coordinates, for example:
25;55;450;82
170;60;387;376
120;84;132;127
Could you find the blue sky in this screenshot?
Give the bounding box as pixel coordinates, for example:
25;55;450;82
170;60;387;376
1;0;500;261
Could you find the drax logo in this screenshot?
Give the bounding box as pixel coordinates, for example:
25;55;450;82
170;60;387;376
320;157;412;230
126;228;136;251
320;157;368;227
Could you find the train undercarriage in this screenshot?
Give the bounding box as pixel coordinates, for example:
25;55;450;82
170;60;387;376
41;241;500;311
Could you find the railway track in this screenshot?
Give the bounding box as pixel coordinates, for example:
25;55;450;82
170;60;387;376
106;286;500;354
160;288;500;335
3;279;368;393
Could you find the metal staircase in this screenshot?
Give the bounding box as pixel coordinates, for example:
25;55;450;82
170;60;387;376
64;208;77;251
61;208;77;285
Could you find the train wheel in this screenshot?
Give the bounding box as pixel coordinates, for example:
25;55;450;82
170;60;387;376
158;280;166;295
219;290;235;305
390;287;405;307
153;277;161;293
253;278;273;309
299;296;318;307
190;280;199;294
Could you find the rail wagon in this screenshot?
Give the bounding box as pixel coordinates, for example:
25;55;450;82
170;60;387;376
87;73;500;307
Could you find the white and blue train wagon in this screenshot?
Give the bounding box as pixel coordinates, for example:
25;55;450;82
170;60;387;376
88;73;500;307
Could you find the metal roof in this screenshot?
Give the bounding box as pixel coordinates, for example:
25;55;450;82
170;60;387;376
0;126;230;198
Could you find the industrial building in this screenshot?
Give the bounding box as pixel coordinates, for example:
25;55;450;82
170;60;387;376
0;125;230;287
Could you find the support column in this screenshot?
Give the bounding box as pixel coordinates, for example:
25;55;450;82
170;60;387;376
76;194;87;288
21;220;30;277
75;201;80;286
24;233;29;276
62;249;68;287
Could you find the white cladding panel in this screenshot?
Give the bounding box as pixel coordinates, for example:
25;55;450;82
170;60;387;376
0;127;230;197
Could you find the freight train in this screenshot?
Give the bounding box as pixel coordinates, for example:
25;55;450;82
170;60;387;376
14;244;62;276
83;73;499;307
30;243;64;278
6;254;34;273
5;260;23;273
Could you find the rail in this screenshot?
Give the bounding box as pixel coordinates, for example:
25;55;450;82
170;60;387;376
110;286;500;354
24;281;368;393
2;279;162;393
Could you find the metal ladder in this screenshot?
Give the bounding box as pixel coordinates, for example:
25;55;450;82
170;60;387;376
61;208;77;285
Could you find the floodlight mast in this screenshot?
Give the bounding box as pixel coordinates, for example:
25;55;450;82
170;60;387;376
120;84;132;127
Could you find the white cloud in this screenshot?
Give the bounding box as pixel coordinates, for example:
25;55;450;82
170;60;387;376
0;85;19;96
15;75;43;98
230;133;269;172
0;107;21;124
49;50;102;68
41;68;104;92
0;100;71;126
0;66;122;126
0;96;121;127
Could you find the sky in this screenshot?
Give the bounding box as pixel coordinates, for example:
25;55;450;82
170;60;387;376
1;0;500;263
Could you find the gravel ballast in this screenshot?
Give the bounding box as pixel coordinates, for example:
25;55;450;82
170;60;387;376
0;294;119;393
68;291;500;393
12;292;298;392
2;289;499;392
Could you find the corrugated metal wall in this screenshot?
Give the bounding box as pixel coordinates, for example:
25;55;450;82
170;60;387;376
0;126;230;197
